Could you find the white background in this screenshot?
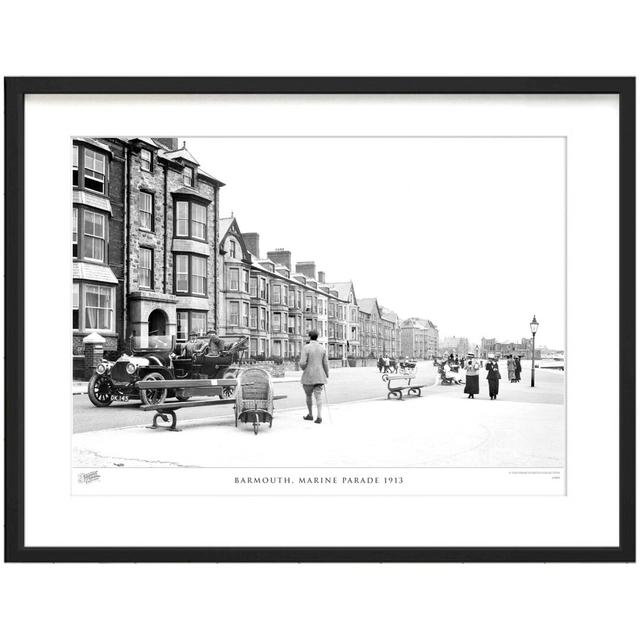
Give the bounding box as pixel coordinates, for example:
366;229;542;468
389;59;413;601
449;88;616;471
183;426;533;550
1;1;638;639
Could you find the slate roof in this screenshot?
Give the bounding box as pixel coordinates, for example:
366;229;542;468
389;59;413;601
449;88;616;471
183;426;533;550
357;298;379;317
161;145;200;165
326;281;354;301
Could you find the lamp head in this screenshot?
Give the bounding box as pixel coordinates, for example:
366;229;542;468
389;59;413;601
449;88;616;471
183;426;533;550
530;315;539;335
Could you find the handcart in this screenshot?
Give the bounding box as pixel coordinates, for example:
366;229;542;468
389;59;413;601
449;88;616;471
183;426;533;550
234;367;275;435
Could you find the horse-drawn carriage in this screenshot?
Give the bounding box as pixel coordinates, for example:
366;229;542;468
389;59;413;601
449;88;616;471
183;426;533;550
88;334;249;407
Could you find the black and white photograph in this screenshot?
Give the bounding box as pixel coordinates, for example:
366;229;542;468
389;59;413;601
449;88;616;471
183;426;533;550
71;134;566;493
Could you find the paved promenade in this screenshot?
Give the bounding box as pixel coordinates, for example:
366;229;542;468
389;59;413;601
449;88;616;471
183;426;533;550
73;362;564;468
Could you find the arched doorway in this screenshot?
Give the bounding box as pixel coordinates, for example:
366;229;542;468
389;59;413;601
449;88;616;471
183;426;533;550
148;309;168;336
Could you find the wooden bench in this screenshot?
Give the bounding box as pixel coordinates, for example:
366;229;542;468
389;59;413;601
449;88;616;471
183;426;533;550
382;373;427;400
137;378;287;431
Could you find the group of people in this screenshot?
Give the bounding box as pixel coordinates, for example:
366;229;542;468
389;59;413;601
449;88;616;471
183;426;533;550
376;356;413;374
506;354;522;383
439;352;523;400
178;331;227;358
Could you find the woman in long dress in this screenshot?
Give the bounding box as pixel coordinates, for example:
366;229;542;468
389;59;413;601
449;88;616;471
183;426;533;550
507;355;516;382
463;353;480;398
486;357;501;400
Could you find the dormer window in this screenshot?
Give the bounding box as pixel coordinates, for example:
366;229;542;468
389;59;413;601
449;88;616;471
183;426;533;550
141;148;152;172
229;239;237;258
183;166;194;187
84;148;106;194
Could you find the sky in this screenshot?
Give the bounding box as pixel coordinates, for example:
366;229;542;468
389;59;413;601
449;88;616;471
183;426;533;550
186;136;565;349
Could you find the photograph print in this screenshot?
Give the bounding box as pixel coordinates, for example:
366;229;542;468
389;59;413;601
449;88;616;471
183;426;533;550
72;134;566;495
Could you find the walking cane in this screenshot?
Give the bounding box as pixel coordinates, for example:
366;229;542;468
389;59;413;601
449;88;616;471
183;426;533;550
323;385;333;423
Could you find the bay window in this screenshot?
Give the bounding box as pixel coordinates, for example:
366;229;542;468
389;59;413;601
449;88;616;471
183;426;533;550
242;303;249;327
273;312;282;332
191;256;206;295
174;254;207;296
250;307;257;329
176;201;189;237
272;284;281;304
84;284;114;331
260;308;266;330
84;210;106;262
174;198;208;241
242;270;249;293
228;301;240;326
192;203;206;240
250;277;258;298
177;310;207;341
228;267;239;291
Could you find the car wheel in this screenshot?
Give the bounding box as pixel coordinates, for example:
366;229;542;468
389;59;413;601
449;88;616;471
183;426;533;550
222;370;237;398
88;373;113;407
140;372;168;406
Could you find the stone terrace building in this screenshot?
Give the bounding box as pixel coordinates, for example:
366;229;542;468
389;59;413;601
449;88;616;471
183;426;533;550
380;306;402;357
72;137;224;376
327;282;359;358
401;317;439;359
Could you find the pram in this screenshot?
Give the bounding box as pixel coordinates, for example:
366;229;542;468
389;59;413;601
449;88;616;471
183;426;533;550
234;367;274;435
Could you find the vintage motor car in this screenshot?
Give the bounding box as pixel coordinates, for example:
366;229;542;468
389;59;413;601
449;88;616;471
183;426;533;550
87;334;248;407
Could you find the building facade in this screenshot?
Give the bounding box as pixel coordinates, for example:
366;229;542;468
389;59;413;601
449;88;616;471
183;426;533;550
72;138;436;375
401;317;439;358
72;137;223;376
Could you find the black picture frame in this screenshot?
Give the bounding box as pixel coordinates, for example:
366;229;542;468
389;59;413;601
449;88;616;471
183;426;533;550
4;77;635;563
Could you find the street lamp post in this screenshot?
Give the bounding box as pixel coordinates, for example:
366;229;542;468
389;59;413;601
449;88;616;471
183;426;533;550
530;315;539;387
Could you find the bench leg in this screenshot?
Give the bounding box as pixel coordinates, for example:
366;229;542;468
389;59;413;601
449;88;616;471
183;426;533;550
147;410;180;432
387;390;403;400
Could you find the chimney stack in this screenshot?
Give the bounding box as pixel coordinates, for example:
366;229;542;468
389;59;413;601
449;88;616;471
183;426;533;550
153;137;179;150
242;232;260;258
266;249;291;270
295;261;316;280
317;270;326;284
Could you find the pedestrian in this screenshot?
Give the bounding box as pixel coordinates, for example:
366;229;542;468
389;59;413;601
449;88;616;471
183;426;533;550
198;330;226;357
507;354;516;382
181;330;201;358
486;356;501;400
460;356;465;368
514;355;522;382
464;352;480;398
383;355;390;373
377;356;384;373
299;329;330;424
